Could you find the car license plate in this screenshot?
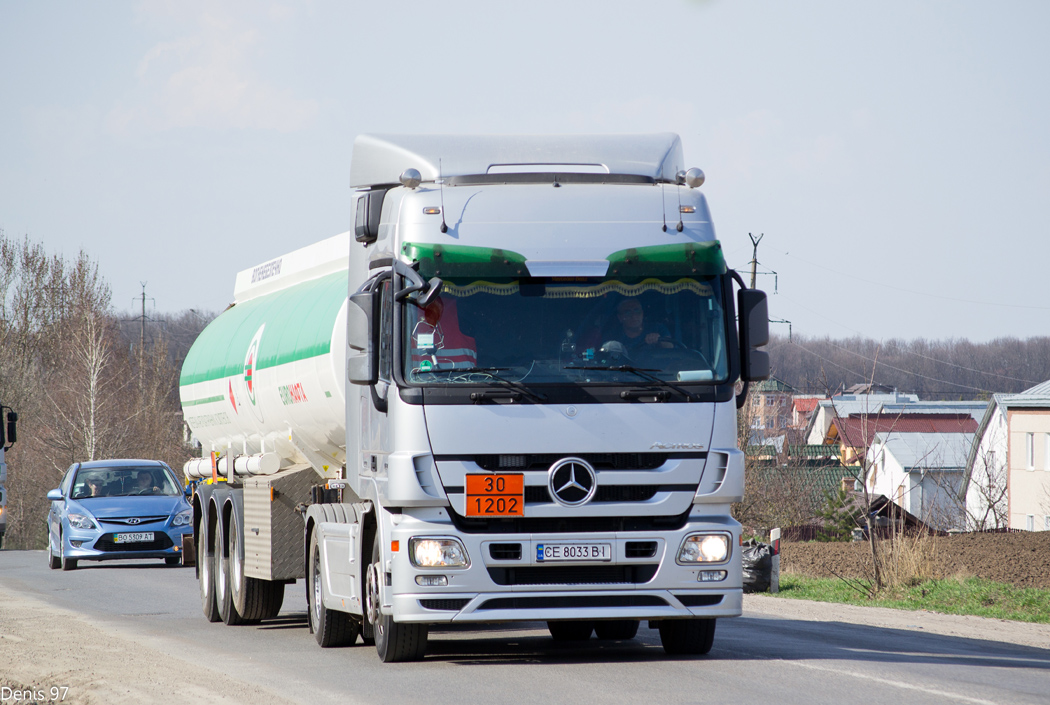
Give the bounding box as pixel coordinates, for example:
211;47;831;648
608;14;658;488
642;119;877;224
465;474;524;517
114;532;154;544
536;543;612;562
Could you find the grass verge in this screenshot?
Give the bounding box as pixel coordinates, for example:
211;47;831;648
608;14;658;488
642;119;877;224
775;574;1050;624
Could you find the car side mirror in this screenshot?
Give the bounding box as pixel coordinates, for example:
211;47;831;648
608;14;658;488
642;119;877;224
737;289;770;382
347;290;379;385
47;488;62;501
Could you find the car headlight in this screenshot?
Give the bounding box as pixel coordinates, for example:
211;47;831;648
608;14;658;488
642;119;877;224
677;534;729;564
408;537;469;568
172;509;192;527
67;513;97;531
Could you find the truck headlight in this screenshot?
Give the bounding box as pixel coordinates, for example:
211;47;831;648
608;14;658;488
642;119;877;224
409;538;469;568
172;509;192;527
67;513;97;531
677;533;729;564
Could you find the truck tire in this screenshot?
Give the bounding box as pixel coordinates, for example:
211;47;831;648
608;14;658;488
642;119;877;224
307;528;360;647
547;621;593;642
594;620;639;640
198;518;221;622
658;618;716;655
228;508;284;621
366;534;427;662
216;511;250;626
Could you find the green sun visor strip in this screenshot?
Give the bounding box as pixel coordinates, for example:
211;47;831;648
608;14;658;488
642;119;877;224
606;241;726;277
403;241;726;280
402;242;529;279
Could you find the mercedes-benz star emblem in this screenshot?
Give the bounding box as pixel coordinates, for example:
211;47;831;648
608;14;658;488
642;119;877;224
548;457;597;507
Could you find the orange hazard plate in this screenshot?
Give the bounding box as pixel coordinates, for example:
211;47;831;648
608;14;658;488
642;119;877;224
465;474;524;517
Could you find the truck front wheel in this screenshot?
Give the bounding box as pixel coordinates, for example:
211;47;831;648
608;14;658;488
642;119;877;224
658;618;716;655
307;528;360;647
366;534;427;662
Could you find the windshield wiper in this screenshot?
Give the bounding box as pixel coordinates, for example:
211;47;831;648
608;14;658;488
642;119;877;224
564;365;697;402
423;366;548;402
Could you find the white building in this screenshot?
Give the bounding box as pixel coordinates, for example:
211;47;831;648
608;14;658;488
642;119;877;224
867;431;972;532
963;381;1050;532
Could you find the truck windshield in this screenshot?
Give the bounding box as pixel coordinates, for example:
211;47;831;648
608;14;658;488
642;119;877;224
402;275;729;386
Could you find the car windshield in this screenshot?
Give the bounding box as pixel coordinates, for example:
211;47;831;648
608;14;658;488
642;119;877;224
71;467;181;499
402;275;729;385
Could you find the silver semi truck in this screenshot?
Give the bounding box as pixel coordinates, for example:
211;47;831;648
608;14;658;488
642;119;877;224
180;134;769;661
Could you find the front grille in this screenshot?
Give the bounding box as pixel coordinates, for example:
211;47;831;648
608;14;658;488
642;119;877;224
470;453;673;471
98;516;167;526
487;564;658;586
488;543;522;560
419;599;471;611
478;595;668;611
450;509;692;534
94;533;174;552
625;541;658;558
675;594;724;607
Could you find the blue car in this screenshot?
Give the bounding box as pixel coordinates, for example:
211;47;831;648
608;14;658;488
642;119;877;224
46;459;192;570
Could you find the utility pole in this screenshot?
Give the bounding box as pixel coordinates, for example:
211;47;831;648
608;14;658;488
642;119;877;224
748;232;763;289
133;283;154;377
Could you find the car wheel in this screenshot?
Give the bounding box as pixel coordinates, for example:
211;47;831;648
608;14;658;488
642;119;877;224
48;534;61;570
59;530;77;571
199;514;221;623
658;618;716;655
165;556;181;566
307;528;360;647
367;534;427;662
216;511;249;626
547;621;594;641
594;620;639;641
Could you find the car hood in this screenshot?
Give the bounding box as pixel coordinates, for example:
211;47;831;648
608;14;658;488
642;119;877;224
73;495;188;519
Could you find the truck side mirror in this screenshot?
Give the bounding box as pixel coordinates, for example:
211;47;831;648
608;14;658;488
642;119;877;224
347;290;379;385
737;289;770;382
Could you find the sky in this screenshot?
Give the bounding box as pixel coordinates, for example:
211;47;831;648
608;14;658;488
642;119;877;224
2;1;1048;342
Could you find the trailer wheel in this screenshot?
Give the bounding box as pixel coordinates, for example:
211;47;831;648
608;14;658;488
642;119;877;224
229;509;284;621
199;516;221;622
658;618;716;655
594;620;639;641
307;528;360;647
367;534;427;662
216;510;249;625
547;621;593;642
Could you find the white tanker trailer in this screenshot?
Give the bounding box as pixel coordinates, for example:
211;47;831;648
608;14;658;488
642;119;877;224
181;134;769;662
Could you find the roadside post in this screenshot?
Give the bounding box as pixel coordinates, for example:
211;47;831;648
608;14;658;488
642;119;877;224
770;528;781;593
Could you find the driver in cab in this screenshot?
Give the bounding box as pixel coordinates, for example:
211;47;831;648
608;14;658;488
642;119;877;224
612;298;673;353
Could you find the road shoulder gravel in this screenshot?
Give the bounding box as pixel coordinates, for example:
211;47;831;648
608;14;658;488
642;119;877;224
745;593;1050;650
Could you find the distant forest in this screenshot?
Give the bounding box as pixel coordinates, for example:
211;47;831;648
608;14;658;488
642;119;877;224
767;334;1050;399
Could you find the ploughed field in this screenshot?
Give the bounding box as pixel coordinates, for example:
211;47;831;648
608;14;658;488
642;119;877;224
783;531;1050;588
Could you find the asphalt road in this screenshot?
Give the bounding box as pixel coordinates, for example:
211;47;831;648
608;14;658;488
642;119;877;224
2;550;1049;705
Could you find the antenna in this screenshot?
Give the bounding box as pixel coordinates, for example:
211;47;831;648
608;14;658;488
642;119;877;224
661;183;668;232
439;158;448;233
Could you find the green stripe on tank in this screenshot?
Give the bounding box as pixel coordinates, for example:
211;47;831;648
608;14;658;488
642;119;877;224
182;395;225;406
179;270;348;387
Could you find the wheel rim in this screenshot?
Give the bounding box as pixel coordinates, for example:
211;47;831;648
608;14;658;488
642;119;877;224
215;527;226;603
311;544;323;628
231;520;242;592
200;531;211;596
366;561;382;638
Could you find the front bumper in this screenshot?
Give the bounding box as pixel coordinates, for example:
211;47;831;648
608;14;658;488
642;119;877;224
383;511;742;624
62;524;192;562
